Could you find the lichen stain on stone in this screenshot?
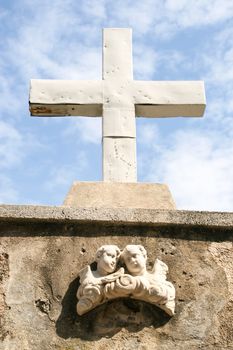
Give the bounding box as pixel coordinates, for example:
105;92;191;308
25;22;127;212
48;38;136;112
207;242;233;348
30;105;53;115
0;251;9;340
217;300;233;347
208;242;233;295
35;298;51;314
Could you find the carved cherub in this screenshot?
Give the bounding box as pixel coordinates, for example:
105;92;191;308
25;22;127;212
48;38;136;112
76;245;123;315
94;245;121;277
121;245;175;315
121;244;148;276
76;244;176;316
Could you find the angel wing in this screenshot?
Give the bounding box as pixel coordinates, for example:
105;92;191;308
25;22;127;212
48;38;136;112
78;265;93;284
151;259;168;281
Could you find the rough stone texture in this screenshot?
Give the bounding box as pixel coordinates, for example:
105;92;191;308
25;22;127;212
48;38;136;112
0;205;233;228
0;204;232;349
63;182;176;209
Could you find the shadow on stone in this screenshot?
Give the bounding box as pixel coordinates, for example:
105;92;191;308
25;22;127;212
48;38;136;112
56;276;171;340
1;221;233;244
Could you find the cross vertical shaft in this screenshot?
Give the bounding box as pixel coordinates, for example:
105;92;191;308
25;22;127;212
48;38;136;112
102;29;136;182
29;28;206;184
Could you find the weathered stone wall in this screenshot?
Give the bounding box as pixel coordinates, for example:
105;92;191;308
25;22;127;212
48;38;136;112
0;205;232;350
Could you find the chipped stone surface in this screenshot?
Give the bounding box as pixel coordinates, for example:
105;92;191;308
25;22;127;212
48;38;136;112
29;80;103;110
29;28;206;182
0;204;233;228
102;140;137;182
0;243;9;342
0;205;232;349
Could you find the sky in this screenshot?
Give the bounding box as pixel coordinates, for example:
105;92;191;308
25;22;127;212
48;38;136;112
0;0;233;211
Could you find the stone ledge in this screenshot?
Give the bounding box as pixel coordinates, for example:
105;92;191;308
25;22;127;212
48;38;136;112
0;204;233;228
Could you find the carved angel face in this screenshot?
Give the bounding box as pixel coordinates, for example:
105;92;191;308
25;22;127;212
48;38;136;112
122;245;147;275
96;246;120;275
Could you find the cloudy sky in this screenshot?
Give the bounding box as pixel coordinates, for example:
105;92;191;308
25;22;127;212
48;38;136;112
0;0;233;211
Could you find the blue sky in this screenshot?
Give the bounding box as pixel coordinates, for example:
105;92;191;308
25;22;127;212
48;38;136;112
0;0;233;211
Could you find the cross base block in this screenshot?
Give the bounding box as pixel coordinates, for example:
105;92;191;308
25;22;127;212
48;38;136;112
63;182;176;210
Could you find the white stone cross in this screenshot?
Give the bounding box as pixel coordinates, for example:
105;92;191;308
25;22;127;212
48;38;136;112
29;28;205;182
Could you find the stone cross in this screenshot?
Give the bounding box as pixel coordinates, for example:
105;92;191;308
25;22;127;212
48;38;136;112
29;28;206;182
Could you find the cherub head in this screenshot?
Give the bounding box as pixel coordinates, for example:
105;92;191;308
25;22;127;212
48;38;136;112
95;245;121;276
121;245;147;276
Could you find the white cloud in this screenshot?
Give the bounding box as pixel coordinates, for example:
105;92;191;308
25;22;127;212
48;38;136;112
144;129;233;211
111;0;159;34
205;53;233;85
81;0;107;20
137;122;160;147
44;166;77;191
0;66;24;116
0;119;44;169
155;1;233;37
88;0;233;38
134;44;159;79
164;0;233;27
0;0;104;98
0;175;18;204
0;7;8;20
0;121;24;168
42;150;90;203
199;24;233;135
63;117;102;145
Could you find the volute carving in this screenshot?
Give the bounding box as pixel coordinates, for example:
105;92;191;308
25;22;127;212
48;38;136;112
76;245;175;316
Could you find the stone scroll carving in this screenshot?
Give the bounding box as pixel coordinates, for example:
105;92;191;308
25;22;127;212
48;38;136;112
76;245;175;316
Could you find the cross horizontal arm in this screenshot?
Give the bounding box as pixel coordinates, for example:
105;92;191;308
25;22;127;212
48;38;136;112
29;79;103;116
134;81;206;117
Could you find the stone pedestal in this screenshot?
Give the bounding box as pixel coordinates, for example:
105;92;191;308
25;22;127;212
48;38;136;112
63;181;176;209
